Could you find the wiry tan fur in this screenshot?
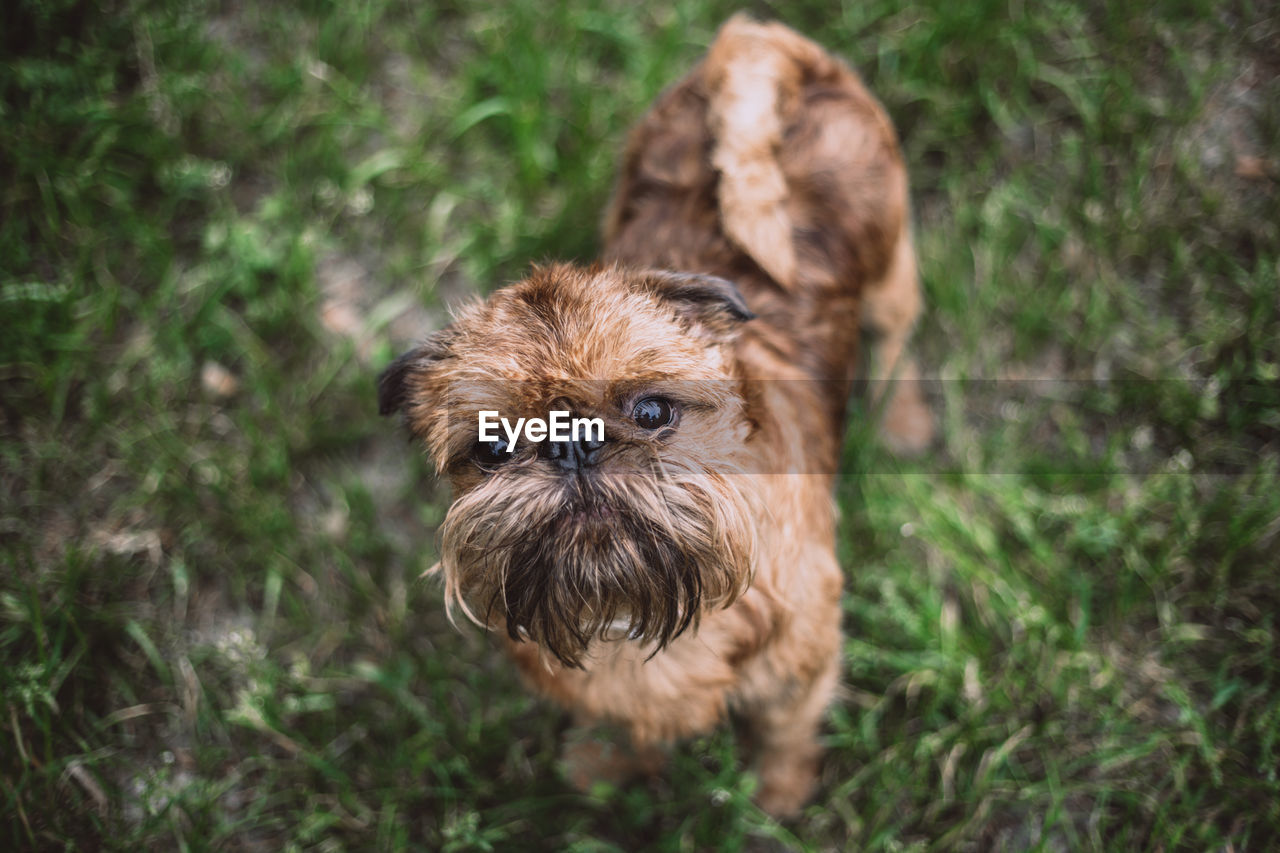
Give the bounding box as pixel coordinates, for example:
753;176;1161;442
379;15;931;816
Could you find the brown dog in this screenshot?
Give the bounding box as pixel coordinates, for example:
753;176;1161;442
378;15;930;816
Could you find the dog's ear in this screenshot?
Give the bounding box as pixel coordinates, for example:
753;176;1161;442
635;270;755;333
377;332;453;416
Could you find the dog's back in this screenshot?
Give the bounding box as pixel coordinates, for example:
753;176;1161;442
603;16;919;415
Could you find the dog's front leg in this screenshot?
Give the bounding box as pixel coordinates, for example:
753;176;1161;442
747;655;840;817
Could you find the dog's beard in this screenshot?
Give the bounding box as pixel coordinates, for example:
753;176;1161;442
436;453;756;668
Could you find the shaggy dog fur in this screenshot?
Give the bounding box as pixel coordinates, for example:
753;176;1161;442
379;15;931;815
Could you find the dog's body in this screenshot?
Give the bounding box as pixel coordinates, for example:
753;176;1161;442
379;16;929;815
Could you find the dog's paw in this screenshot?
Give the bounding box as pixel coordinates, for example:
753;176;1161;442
754;754;819;818
560;729;666;795
879;360;934;456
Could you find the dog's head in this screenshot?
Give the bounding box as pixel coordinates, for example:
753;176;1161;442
379;263;760;666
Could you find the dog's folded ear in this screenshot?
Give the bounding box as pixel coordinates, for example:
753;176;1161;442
634;270;756;334
377;331;453;416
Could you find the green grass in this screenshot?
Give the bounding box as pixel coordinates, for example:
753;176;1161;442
3;0;1278;849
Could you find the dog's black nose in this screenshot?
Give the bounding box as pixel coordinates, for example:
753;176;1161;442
541;433;606;472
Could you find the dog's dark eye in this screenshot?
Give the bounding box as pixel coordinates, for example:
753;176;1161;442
473;437;512;466
632;397;674;430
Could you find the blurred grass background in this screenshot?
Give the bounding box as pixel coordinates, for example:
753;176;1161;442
2;0;1278;849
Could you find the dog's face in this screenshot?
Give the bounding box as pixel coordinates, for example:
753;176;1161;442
379;264;760;666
